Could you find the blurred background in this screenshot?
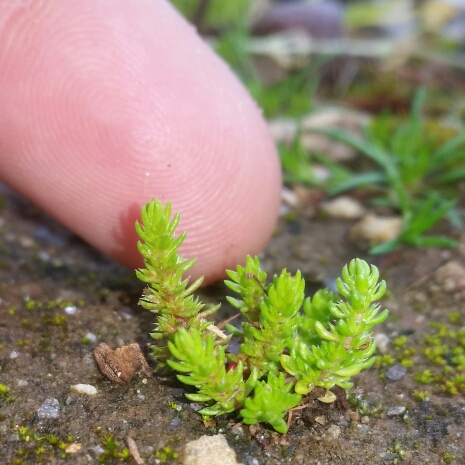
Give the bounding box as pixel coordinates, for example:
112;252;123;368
168;0;465;254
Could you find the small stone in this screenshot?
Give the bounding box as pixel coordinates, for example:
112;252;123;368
19;235;34;248
65;443;82;454
387;406;406;416
168;416;182;430
361;416;370;424
36;398;60;420
374;333;390;354
183;434;244;465
119;306;134;320
357;424;370;435
10;351;19;359
324;425;341;441
17;380;28;387
320;196;366;219
71;384;98;396
349;214;402;244
84;332;97;343
64;305;77;315
92;445;105;456
385;364;407;381
315;415;326;425
434;261;465;293
349;411;359;422
38;250;50;262
281;186;299;208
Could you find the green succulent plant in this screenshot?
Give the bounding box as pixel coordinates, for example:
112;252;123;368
136;199;388;433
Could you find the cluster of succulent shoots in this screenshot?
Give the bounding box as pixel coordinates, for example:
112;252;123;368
135;199;388;433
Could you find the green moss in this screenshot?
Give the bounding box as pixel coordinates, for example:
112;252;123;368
448;311;462;325
414;369;434;384
389;439;407;460
411;390;430;401
374;354;396;368
24;299;41;310
0;383;14;403
7;425;73;463
393;335;408;349
43;315;67;327
442;451;456;464
155;446;179;462
377;315;465;396
97;434;130;463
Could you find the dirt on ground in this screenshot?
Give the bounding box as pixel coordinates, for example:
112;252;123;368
1;184;465;465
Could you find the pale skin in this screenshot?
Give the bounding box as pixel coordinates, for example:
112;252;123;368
0;0;281;285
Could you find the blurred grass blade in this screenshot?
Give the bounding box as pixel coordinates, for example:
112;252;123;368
309;127;390;168
327;171;386;196
431;132;465;166
412;236;458;248
369;239;400;255
435;167;465;185
406;197;455;237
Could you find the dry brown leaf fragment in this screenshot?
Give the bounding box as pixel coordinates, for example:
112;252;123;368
127;436;145;465
93;342;151;384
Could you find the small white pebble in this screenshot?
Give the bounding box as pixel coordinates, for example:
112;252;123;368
119;307;134;320
281;186;299;207
321;196;365;219
92;446;105;456
387;406;406;416
10;351;19;359
19;236;34;248
36;397;60;419
64;305;77;315
350;214;402;244
374;333;390;353
17;380;28;387
84;332;97;343
71;384;98;396
38;251;50;262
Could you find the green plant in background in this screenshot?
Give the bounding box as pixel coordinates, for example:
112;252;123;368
136;199;388;433
169;0;319;119
308;88;465;253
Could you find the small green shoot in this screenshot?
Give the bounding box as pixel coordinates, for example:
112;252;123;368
136;199;388;433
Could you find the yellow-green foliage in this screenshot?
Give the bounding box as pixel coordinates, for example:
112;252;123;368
135;199;389;433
